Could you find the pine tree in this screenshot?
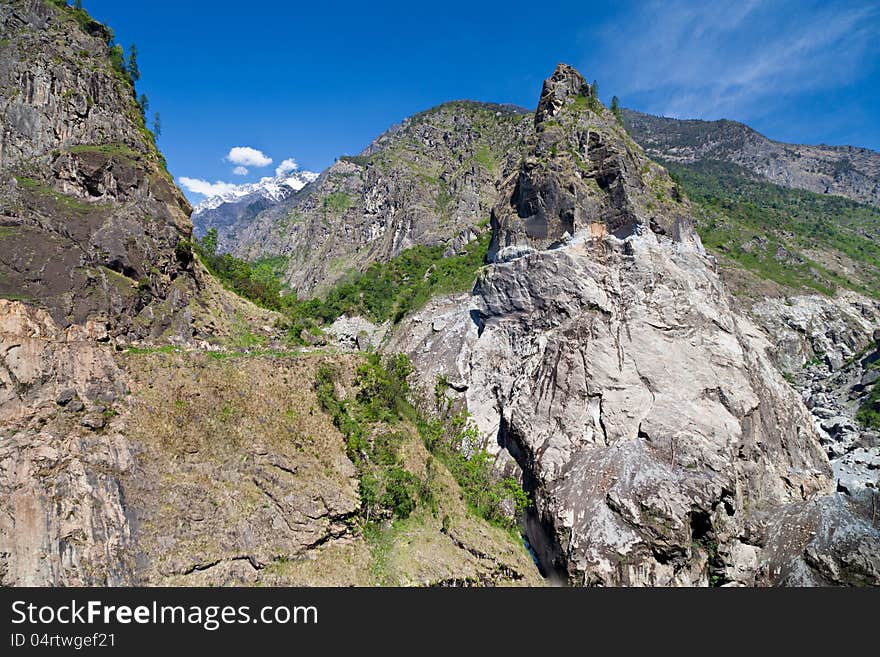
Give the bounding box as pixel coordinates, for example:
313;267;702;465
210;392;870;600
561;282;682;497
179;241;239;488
128;44;140;83
138;93;149;117
152;112;161;138
591;80;598;98
74;0;83;9
611;96;622;123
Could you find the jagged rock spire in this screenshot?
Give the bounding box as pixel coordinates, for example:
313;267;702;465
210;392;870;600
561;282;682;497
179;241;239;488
535;63;590;125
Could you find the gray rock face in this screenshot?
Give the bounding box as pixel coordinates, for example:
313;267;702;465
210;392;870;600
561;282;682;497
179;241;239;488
0;299;132;585
326;314;388;351
622;109;880;208
758;493;880;586
750;292;880;374
472;234;829;585
749;293;880;496
390;64;879;586
534;63;591;124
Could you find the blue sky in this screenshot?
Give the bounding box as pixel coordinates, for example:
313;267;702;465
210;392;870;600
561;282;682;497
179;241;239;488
80;0;880;202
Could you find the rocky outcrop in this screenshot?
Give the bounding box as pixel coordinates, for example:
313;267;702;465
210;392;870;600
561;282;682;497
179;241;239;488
490;66;692;260
391;64;879;586
758;493;880;586
749;292;880;500
0;298;132;584
210;101;532;295
0;0;198;341
621;109;880;208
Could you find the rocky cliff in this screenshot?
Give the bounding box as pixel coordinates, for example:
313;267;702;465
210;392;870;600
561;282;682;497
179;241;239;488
202;101;531;295
0;0;201;341
0;0;538;586
621;109;880;208
390;64;879;586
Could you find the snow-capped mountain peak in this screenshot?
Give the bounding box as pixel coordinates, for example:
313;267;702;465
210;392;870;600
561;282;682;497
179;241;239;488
192;169;319;216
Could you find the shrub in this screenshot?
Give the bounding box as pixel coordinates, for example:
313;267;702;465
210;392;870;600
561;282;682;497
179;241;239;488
314;354;531;529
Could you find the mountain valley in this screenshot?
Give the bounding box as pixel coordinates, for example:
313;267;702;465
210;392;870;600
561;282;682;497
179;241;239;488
1;0;878;587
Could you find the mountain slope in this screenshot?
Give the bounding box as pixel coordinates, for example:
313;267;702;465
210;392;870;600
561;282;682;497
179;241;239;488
203;101;532;295
621;108;880;208
668;160;880;302
0;0;199;339
0;0;538;586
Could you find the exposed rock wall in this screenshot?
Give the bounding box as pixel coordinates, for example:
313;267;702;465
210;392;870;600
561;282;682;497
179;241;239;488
390;64;879;586
490;65;693;259
0;0;198;341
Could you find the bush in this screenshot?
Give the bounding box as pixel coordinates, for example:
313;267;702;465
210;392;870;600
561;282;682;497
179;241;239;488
314;354;531;529
380;468;418;519
195;228;490;332
194;232;293;312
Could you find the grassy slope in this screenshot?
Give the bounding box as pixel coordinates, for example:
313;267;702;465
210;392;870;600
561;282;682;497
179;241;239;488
666;160;880;300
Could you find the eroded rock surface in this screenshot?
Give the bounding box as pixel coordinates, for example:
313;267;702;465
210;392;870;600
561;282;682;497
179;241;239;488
391;64;879;586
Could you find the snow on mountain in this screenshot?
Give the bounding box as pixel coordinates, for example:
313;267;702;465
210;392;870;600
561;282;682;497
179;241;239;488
192;169;319;216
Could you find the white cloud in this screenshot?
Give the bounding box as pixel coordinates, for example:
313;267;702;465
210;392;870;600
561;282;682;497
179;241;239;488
225;146;272;168
232;166;249;176
178;177;240;197
275;158;299;176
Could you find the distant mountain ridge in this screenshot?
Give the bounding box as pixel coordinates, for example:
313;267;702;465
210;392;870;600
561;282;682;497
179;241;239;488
191;168;318;237
621;109;880;208
194;100;532;294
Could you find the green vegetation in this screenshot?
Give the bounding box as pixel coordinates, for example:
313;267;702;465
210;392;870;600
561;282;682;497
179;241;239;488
323;191;353;213
610;96;622;123
127;44;140;83
474;145;497;172
195;229;292;311
339;155;371;167
857;359;880;429
857;386;880;430
667;161;880;298
108;44;127;80
292;230;490;325
68;142;140;160
315;354;530;529
194;226;490;341
15;176;98;213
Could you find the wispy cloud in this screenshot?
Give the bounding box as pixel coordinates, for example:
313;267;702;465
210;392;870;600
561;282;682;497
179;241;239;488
592;0;880;120
178;177;241;197
225;146;272;168
232;166;249;176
